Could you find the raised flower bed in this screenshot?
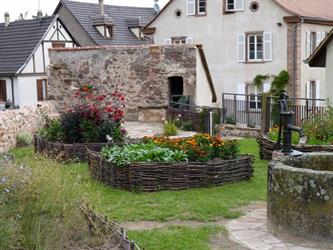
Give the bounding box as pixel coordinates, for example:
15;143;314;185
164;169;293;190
34;84;126;161
88;134;254;192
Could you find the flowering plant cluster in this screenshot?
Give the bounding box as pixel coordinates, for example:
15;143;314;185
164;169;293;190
146;134;239;161
41;83;127;144
268;104;333;146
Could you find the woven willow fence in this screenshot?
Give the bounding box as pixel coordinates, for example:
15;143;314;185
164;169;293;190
80;204;141;250
34;135;107;161
88;151;254;192
257;134;333;160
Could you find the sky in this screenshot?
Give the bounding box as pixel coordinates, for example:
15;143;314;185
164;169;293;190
0;0;169;22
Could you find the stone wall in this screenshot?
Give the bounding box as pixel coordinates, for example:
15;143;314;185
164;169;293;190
48;45;199;120
268;153;333;241
218;124;260;138
0;102;58;153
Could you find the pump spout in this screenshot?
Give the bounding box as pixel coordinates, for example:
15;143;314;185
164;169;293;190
287;125;304;137
287;125;307;145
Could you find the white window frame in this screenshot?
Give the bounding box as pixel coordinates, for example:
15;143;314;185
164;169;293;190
226;0;244;12
247;33;264;62
247;85;262;110
197;0;206;15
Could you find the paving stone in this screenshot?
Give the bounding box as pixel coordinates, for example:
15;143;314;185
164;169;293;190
227;206;328;250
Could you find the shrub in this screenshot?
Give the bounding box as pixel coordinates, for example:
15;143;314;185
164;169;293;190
16;133;33;146
267;105;333;146
39;119;63;142
163;120;178;136
267;126;300;145
226;115;236;125
39;83;126;144
149;134;239;161
302;104;333;145
101;143;188;166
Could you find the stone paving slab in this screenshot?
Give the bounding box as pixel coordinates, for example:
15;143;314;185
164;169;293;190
124;121;245;139
124;121;196;139
227;207;332;250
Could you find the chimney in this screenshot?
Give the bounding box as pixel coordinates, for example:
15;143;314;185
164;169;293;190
99;0;105;16
4;12;10;27
37;10;43;19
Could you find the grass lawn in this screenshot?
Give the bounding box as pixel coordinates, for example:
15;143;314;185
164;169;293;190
2;138;267;249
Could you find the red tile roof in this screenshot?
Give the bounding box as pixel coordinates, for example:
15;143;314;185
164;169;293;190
274;0;333;21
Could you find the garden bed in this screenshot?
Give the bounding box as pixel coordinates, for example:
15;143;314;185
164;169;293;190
257;134;333;160
34;135;106;161
88;151;254;192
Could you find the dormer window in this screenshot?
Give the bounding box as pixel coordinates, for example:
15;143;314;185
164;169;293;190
92;15;114;39
105;25;114;39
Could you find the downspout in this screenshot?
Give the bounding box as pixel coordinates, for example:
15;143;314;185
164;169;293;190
292;17;304;99
9;77;15;107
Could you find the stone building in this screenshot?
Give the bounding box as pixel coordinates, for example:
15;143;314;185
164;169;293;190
48;45;216;121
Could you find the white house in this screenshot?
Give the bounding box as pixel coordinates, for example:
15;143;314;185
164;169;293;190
0;13;76;109
144;0;333;104
306;29;333;101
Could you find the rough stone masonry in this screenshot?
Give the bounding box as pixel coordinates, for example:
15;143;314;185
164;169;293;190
48;45;199;120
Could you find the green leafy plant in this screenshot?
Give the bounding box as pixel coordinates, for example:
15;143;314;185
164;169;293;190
226;115;236;125
16;133;33;146
163;120;178;136
270;70;289;96
39;120;63;142
253;74;270;89
267;126;300;145
267;104;333;146
101;143;188;166
302;104;333;145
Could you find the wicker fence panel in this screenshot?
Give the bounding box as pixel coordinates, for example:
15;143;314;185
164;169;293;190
257;134;333;160
88;152;254;192
34;135;106;161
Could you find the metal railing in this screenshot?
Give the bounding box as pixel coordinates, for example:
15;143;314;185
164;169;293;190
167;100;220;135
170;95;190;108
222;93;327;129
222;93;262;128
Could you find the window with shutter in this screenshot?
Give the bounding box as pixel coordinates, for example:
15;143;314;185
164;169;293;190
0;80;7;102
247;33;263;61
305;31;311;58
316;80;320;99
235;0;244;11
237;83;246;111
237;33;246;62
225;0;244;12
37;79;47;102
187;0;195;15
197;0;206;15
263;32;272;61
247;85;262;110
306;80;316;107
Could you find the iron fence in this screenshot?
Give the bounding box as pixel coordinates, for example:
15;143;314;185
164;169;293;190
222;93;262;128
222;93;327;129
168;100;221;135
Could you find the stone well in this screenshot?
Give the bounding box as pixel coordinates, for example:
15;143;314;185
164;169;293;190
268;153;333;242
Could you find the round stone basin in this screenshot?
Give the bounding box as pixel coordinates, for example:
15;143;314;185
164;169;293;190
268;153;333;242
